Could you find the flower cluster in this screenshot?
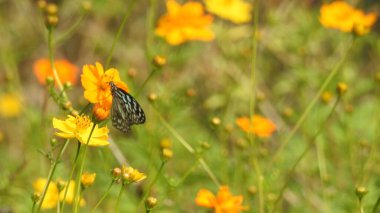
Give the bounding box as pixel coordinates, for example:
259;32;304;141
320;1;377;35
81;62;129;121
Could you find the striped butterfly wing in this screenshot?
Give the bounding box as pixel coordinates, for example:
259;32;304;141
109;82;146;133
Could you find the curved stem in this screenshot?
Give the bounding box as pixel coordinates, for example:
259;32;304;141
105;0;137;68
91;181;114;212
272;37;354;163
138;161;166;209
56;13;88;44
36;140;70;212
271;96;341;213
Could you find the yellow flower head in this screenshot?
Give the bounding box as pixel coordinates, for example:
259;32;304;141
195;186;247;213
33;178;85;209
320;1;377;35
0;93;22;118
81;62;129;120
52;114;109;146
81;172;96;187
204;0;252;24
155;0;214;45
236;115;276;138
121;165;147;183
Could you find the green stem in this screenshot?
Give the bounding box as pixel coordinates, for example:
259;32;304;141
105;0;137;68
271;96;341;213
115;184;125;213
372;193;380;213
60;150;80;213
56;13;88;44
272;38;354;163
153;106;221;186
138;161;166;209
36;140;70;212
73;123;97;213
249;1;264;212
91;181;114;212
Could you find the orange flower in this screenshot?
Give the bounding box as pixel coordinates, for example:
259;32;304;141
33;59;79;85
195;186;247;213
320;1;377;35
81;62;129;120
236;115;276;138
155;0;214;45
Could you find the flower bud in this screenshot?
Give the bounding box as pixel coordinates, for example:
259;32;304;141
81;172;96;188
31;192;41;203
45;15;58;28
162;148;173;160
45;3;58;15
321;91;332;104
153;55;167;68
211;117;221;126
336;82;348;95
148;93;158;102
145;196;158;210
355;186;368;201
82;1;92;12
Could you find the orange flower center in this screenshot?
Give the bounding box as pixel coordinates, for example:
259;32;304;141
75;115;91;131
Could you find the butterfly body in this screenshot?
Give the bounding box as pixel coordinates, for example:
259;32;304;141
109;82;146;133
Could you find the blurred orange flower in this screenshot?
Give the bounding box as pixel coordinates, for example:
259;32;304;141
155;0;214;45
80;62;129;120
236;115;276;138
195;186;247;213
33;59;79;85
320;1;377;35
204;0;252;24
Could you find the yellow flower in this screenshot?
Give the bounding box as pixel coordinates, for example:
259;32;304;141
320;1;377;35
236;115;276;138
33;178;59;209
155;0;214;45
0;93;22;118
81;62;129;120
81;172;96;187
33;179;85;209
122;165;146;183
204;0;252;24
52;114;109;146
195;186;247;213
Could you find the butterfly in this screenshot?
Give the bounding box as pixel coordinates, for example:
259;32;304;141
109;81;146;133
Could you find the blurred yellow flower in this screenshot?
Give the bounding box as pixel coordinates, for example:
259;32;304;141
33;58;79;86
33;179;85;209
122;165;146;183
155;0;214;45
81;172;96;187
204;0;252;23
236;115;276;138
81;62;129;120
33;178;59;209
195;186;247;213
52;114;109;146
0;93;22;118
320;1;377;35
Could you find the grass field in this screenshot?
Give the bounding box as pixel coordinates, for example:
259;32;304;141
0;0;380;212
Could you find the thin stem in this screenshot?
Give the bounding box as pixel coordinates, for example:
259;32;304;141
105;0;137;68
153;105;221;186
56;13;88;44
91;181;114;212
48;27;64;91
73;123;97;213
60;154;79;213
271;96;341;213
115;184;125;213
372;193;380;213
36;140;70;212
272;38;354;163
249;1;264;212
138;161;166;210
